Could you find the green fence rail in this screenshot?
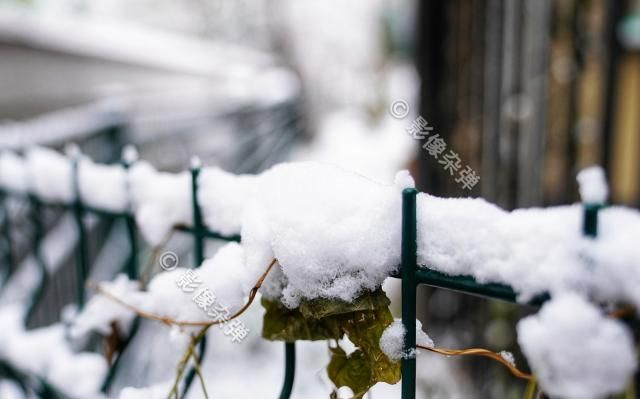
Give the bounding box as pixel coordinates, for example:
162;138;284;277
394;188;601;399
0;161;605;399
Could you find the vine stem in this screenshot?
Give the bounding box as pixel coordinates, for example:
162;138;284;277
190;346;210;399
523;376;537;399
417;345;533;381
167;327;208;399
89;258;277;327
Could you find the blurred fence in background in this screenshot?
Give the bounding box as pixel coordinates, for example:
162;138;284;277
415;0;640;209
412;2;640;397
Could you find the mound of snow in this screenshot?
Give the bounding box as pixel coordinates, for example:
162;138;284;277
25;146;74;203
517;293;636;399
78;158;129;212
380;319;434;361
242;162;410;307
198;167;257;236
128;161;191;245
0;151;28;193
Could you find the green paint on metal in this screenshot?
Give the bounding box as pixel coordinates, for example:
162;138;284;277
279;342;296;399
414;269;548;307
401;188;417;399
181;165;207;399
191;166;205;267
0;190;14;286
122;160;138;279
26;195;47;325
583;203;601;238
71;158;89;309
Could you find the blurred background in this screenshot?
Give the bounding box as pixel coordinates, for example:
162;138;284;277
0;0;639;398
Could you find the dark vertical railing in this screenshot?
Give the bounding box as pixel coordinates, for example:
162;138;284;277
71;156;89;309
278;343;296;399
401;188;418;399
26;195;46;323
582;203;601;238
101;151;141;394
122;157;138;280
181;162;207;399
0;191;14;285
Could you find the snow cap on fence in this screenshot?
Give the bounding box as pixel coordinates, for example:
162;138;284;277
577;166;608;204
0;151;28;193
25;146;74;203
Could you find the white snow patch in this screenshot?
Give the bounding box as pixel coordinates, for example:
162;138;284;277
416;194;640;307
498;350;515;368
128;161;191;245
577;166;608;204
25;146;74;203
78;158;129;212
0;151;28;193
517;293;636;399
119;242;249;327
198;167;257;236
242;162;404;307
0;306;107;398
380;319;434;361
117;379;172;399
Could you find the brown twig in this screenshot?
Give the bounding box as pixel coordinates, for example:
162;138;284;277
167;327;208;399
417;345;533;381
90;258;278;328
190;345;210;399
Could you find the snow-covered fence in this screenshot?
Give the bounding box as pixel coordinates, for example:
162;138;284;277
394;187;599;399
0;145;637;399
0;147;293;399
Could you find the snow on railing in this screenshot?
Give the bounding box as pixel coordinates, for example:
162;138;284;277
0;145;638;399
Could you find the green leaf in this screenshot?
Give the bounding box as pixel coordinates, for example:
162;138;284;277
261;297;342;341
327;346;371;399
261;289;401;396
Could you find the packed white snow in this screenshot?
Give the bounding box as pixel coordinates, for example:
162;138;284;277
517;293;636;399
0;151;29;194
197;167;257;236
498;350;515;368
416;194;640;306
242;162;414;308
78;157;130;212
577;166;608;204
100;242;249;326
25;146;74;203
128;161;191;245
379;319;434;361
0;305;107;398
117;380;172;399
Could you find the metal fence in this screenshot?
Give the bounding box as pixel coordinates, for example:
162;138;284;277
0;140;610;398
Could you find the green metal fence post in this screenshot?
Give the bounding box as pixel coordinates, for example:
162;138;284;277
582;203;601;238
401;188;418;399
122;158;137;279
0;190;14;285
278;342;296;399
71;156;89;309
191;162;205;268
182;161;207;399
26;195;47;323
